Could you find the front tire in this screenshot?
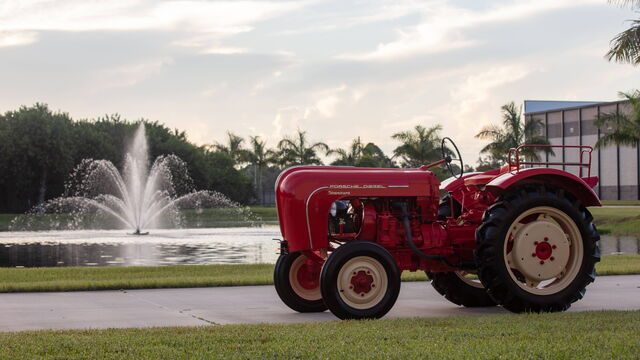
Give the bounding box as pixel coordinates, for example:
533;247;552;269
475;185;600;313
320;241;401;319
274;252;327;313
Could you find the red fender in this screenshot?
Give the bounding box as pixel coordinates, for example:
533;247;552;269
485;168;601;207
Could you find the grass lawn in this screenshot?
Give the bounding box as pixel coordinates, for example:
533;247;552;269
247;205;278;221
601;200;640;206
0;213;16;231
0;310;637;359
0;254;637;293
589;207;640;236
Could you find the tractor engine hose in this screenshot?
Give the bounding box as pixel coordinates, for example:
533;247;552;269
394;201;475;270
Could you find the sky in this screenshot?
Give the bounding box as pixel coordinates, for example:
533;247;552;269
1;0;639;165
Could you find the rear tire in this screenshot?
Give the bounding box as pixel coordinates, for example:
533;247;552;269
320;241;400;319
475;185;600;313
274;252;327;313
433;198;495;307
427;271;497;307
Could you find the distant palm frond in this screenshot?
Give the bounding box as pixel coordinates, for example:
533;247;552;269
608;0;640;8
606;20;640;65
475;101;551;165
595;91;640;148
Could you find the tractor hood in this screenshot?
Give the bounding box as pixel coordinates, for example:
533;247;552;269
275;166;439;252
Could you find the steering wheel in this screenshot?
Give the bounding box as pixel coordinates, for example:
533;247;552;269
441;137;464;179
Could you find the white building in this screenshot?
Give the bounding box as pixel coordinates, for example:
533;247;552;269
524;100;639;201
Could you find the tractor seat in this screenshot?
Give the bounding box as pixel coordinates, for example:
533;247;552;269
463;174;497;186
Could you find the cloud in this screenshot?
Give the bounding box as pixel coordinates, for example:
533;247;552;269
0;31;38;47
100;57;174;88
450;64;534;116
277;0;433;36
0;0;306;51
419;63;537;163
272;106;311;138
339;0;602;61
314;85;346;118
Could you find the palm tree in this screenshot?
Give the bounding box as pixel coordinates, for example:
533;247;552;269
331;137;395;167
475;102;551;165
244;136;276;204
606;0;640;65
277;129;330;166
391;125;443;168
330;137;365;166
359;142;395;168
213;132;247;164
595;91;640;149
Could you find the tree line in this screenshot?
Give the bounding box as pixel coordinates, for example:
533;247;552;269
0;104;252;212
3;91;636;212
0;102;533;211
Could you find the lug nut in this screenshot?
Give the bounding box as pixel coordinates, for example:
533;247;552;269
544;237;549;242
550;257;555;261
371;284;375;288
534;241;539;245
552;245;557;249
539;260;545;265
531;253;537;257
349;285;353;289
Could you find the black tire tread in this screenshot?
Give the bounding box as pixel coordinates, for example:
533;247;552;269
475;184;600;313
274;252;327;313
320;241;401;320
427;271;497;307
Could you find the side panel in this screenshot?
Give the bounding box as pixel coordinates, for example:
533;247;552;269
547;111;564;171
564;109;580;176
581;107;600;195
599;104;618;200
275;166;356;239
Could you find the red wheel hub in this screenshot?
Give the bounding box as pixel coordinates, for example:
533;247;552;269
296;261;321;290
535;241;553;260
350;270;374;294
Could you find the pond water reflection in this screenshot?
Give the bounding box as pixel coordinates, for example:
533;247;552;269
0;229;636;268
599;235;640;255
0;227;281;267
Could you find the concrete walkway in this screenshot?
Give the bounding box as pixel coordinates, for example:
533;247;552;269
1;275;639;332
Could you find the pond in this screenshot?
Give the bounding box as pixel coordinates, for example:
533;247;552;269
0;227;281;267
0;229;635;267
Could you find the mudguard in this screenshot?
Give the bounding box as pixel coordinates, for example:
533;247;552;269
485;168;601;207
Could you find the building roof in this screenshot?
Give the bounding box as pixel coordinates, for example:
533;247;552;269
523;100;602;114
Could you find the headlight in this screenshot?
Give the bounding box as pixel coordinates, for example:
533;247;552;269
330;202;337;217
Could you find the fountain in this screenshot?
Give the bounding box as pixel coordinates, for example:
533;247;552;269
11;123;254;232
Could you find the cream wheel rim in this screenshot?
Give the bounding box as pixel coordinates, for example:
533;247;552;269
337;256;388;309
453;271;484;289
289;255;322;301
503;206;583;295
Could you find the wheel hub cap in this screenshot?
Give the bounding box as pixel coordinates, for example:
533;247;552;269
289;256;322;301
296;261;321;290
350;270;374;295
337;256;388;309
512;220;571;281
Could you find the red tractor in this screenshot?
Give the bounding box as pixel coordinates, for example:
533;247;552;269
273;139;600;319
